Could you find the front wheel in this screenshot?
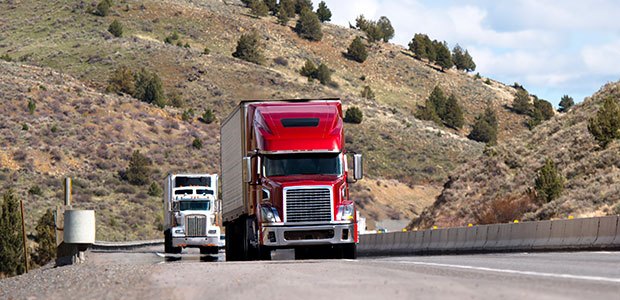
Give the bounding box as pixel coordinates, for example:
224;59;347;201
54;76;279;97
342;243;357;259
164;229;182;254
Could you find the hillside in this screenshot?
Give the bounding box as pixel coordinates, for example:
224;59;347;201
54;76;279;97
0;0;530;238
410;82;620;229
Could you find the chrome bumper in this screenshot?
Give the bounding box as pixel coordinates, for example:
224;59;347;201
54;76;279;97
172;236;220;248
261;223;355;247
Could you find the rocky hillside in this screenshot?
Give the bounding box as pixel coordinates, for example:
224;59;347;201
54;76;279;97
0;0;530;238
410;82;620;229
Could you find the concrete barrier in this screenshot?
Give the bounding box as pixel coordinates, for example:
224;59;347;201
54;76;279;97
421;229;432;252
547;220;568;249
484;224;501;250
454;227;468;251
592;216;618;248
494;224;513;250
444;228;458;250
532;220;552;250
508;221;537;250
427;229;443;252
472;225;489;251
612;216;620;248
411;230;424;254
572;217;599;248
436;229;450;252
463;226;477;251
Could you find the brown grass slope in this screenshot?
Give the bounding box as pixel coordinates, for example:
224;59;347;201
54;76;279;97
410;82;620;229
0;0;530;237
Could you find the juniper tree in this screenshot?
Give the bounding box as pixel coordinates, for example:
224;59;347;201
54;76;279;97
415;98;442;126
295;8;323;41
434;41;453;70
443;94;464;129
250;0;269;17
588;97;620;148
0;190;25;277
558;95;574;112
133;69;165;108
107;66;135;95
126;150;152;186
512;89;532;115
376;16;394;42
32;209;55;266
232;31;264;64
468;106;498;144
346;36;367;63
316;1;332;23
108;20;123;37
360;86;375;100
344;106;363;124
534;158;564;204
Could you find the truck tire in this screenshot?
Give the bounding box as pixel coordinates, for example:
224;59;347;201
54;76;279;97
342;243;357;259
225;223;238;261
200;246;218;255
164;229;182;254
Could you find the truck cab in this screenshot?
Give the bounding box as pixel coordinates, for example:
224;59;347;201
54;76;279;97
163;174;221;254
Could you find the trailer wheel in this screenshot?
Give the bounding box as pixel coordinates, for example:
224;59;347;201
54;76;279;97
225;223;238;261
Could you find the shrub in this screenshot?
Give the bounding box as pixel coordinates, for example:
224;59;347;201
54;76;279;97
295;8;323;41
534;158;564;204
344;106;363;124
50;125;59;133
133;69;165;107
476;194;535;225
315;63;332;85
376;16;394;42
360;86;375;100
32;209;55;266
316;1;331;22
278;0;295;18
300;59;317;79
28;185;43;196
168;93;185;108
164;31;179;44
558;95;574;113
94;0;112;17
0;190;25;277
295;0;313;14
264;0;277;14
106;66;135;95
22;123;29;131
588;97;620;148
273;56;288;66
148;182;162;197
356;15;394;43
415;98;442;125
277;8;290;25
250;0;269;17
0;53;12;62
203;47;210;55
192;137;203;149
181;108;195;122
108;19;123;37
468;106;498;144
232;31;263;65
512;89;531;115
27;99;36;115
346;36;367;63
126;150;152;186
200;109;216;124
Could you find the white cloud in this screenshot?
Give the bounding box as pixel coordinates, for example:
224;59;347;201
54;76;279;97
320;0;620;105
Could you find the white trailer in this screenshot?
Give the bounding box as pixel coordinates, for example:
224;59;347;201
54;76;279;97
163;174;222;254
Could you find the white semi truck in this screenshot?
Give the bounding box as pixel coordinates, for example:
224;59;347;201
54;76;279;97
163;174;222;254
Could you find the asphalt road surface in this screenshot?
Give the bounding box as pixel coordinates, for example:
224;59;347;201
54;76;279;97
1;248;619;300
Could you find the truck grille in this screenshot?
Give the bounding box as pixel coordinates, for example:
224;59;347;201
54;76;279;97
285;187;332;223
185;215;207;236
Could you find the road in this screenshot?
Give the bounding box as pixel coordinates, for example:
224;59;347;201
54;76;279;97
1;248;619;299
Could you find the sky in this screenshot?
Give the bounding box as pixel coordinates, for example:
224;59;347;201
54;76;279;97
321;0;620;106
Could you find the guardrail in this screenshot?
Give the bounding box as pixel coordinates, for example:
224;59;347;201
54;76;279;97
358;216;620;256
91;239;164;251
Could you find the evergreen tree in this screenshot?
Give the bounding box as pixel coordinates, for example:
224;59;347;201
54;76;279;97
428;86;447;117
126;150;151;186
192;137;203;150
295;0;313;14
363;21;383;43
512;89;532;115
355;15;369;31
108;19;123;37
250;0;269;17
148;182;162;197
408;33;434;61
468;106;498;144
344;106;363;124
534;158;564;204
434;41;453;70
415;98;442;125
264;0;277;14
107;66;135;95
133;69;166;108
200;108;216;124
452;44;466;70
0;190;25;277
232;31;264;64
277;7;290;25
346;36;368;63
32;209;55;266
295;8;323;41
376;16;394;42
463;50;476;72
315;63;332;85
94;0;111;17
279;0;296;18
443;94;464;129
300;59;317;79
558;95;574;112
534;98;555;120
588;97;620;148
316;1;332;23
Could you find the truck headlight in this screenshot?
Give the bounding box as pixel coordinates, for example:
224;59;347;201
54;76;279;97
336;202;355;221
260;205;281;223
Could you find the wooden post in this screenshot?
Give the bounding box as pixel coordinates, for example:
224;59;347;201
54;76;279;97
20;199;28;273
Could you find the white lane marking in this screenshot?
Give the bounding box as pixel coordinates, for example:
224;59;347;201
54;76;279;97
380;260;620;284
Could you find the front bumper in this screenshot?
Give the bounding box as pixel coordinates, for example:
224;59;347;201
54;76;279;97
172;236;220;248
261;223;355;247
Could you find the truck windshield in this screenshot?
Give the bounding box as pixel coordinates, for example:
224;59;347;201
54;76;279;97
263;153;343;177
179;201;210;211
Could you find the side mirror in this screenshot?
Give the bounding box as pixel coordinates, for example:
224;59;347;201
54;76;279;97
172;202;180;212
353;154;363;180
242;157;252;183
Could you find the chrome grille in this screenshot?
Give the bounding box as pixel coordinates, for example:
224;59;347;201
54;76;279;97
285;187;332;223
185;215;207;236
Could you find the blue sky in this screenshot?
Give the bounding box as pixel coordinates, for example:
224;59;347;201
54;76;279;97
321;0;620;106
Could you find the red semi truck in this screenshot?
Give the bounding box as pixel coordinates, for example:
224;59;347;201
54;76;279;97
220;99;363;260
